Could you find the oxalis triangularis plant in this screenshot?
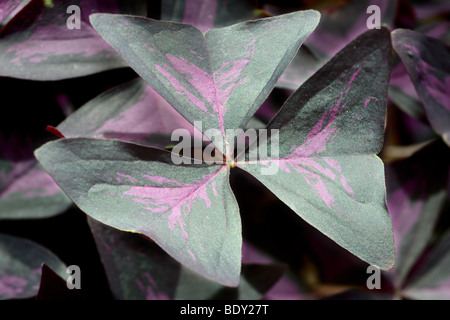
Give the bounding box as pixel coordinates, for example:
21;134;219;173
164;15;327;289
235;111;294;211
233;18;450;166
35;10;395;287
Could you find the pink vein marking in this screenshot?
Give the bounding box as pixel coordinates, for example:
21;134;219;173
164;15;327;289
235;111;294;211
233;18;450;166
122;168;223;240
154;63;209;113
399;42;420;55
250;81;360;209
346;69;361;94
154;37;256;150
143;175;182;186
117;173;139;183
187;249;196;261
400;43;450;111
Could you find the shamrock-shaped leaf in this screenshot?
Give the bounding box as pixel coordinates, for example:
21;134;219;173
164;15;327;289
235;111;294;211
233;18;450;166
0;233;67;300
90;10;320;156
0;0;147;80
35;15;395;286
392;29;450;146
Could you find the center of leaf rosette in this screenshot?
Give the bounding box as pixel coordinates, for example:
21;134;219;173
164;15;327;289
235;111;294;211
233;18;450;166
225;157;236;168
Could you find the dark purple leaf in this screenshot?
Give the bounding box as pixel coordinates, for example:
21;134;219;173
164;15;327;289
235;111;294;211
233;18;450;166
389;61;425;119
386;140;449;287
0;0;31;32
236;264;286;299
277;0;398;90
392;29;450;146
389;22;450;121
57;78;199;148
88;218;285;299
238;28;395;270
306;0;397;59
0;134;72;219
276;44;324;91
35;264;84;300
0;0;147;80
2;76;198;219
88;217;180;300
90;11;320;157
402;230;450;299
0;233;66;300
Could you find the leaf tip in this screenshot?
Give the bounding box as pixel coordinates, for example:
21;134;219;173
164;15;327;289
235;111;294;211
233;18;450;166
309;8;321;20
89;12;109;30
222;275;241;288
